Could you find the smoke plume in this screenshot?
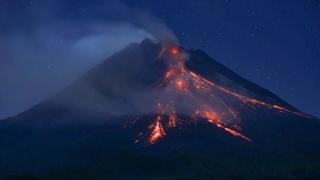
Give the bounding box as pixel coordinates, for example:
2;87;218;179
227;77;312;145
0;1;178;119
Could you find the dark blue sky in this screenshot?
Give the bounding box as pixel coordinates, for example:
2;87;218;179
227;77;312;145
1;0;319;118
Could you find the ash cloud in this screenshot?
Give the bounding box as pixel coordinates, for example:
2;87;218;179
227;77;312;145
137;13;179;45
0;1;178;119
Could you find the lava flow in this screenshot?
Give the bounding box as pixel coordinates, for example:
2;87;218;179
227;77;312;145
130;45;309;145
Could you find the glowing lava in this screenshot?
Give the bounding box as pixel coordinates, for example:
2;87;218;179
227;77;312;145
148;116;166;144
129;45;309;145
175;79;188;91
168;113;177;128
170;47;179;54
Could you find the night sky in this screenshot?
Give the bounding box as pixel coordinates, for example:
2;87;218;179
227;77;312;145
0;0;319;118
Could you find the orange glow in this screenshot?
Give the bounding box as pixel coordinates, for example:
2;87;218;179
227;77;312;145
158;46;185;63
198;108;251;141
223;127;252;141
148;116;166;144
128;45;310;145
175;78;188;91
202;110;220;123
165;68;177;79
170;47;179;54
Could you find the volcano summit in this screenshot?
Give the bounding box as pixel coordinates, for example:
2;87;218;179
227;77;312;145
1;39;320;179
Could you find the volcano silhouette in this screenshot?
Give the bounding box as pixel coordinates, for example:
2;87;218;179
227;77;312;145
1;39;320;179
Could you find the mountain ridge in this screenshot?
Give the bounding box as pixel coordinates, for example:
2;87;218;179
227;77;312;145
0;38;319;179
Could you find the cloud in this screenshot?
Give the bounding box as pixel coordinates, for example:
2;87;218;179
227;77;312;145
137;13;179;45
0;0;180;119
0;6;152;119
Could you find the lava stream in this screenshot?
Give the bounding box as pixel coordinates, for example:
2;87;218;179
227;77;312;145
148;116;166;144
130;46;308;145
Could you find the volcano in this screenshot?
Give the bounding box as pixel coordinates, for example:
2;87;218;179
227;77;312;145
1;39;320;179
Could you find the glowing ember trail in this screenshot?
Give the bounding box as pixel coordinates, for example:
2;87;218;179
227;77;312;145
148;116;166;144
128;45;309;145
168;113;177;128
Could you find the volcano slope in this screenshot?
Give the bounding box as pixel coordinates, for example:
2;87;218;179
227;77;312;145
1;39;320;179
